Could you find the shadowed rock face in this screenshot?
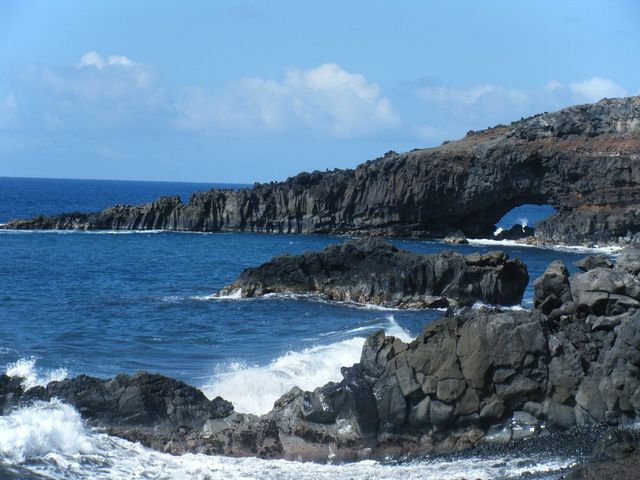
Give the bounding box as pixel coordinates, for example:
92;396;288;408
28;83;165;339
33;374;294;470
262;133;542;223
218;238;529;308
6;96;640;245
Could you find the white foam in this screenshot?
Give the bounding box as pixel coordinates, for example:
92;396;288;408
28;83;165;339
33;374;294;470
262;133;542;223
471;302;526;311
0;373;576;480
0;400;577;480
467;237;623;254
203;315;413;415
5;357;68;390
212;288;243;300
0;399;94;463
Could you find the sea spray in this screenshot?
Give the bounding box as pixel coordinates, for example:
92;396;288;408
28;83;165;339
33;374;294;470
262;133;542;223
5;358;68;390
203;315;413;415
0;400;577;480
0;400;94;463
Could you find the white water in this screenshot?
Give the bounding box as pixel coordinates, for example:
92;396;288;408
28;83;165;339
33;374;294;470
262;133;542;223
467;237;623;254
202;316;413;415
5;357;68;390
0;399;576;480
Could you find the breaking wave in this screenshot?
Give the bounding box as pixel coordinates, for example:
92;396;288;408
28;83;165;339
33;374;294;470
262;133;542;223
202;316;413;415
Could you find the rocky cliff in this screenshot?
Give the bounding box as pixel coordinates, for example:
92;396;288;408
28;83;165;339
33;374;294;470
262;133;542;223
6;96;640;245
218;238;528;308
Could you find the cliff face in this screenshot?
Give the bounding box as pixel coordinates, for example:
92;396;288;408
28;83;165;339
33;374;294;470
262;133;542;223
7;96;640;244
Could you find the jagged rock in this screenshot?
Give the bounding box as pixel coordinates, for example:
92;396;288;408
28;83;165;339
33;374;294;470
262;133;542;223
6;97;640;247
443;231;468;244
218;239;528;308
0;372;234;453
533;260;573;316
4;252;640;463
616;248;640;275
570;267;640;316
574;255;613;272
494;224;535;241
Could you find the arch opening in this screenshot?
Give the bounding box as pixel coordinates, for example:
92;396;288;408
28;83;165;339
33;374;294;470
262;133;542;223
493;204;557;240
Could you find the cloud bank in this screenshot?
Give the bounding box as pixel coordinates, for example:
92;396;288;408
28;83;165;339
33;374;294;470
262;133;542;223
174;63;399;136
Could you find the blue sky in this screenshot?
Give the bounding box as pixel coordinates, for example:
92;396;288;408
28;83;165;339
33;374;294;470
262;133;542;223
0;0;638;183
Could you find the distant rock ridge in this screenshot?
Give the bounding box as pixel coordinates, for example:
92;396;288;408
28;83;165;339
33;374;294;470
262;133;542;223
5;95;640;246
218;238;529;309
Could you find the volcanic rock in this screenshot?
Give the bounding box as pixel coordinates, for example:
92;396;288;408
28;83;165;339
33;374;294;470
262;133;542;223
6;96;640;246
218;238;529;308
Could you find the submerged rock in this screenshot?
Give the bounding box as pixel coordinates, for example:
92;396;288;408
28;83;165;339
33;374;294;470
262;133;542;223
6;96;640;247
218;238;529;308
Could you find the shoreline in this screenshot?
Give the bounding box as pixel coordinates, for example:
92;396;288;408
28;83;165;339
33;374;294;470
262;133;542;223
0;226;628;255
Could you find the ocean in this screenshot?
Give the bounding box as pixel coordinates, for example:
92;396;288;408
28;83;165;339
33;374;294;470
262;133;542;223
0;177;608;479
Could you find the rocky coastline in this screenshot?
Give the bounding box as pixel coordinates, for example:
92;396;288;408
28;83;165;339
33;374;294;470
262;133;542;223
4;96;640;247
2;247;640;476
218;238;529;309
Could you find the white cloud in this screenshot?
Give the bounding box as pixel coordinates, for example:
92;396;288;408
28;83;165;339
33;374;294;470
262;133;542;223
412;76;630;144
0;93;21;129
32;52;167;129
107;55;134;67
77;51;105;70
76;51;135;71
569;77;627;103
175;63;399;137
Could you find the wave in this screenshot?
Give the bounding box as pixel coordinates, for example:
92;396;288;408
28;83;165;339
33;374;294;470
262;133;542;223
467;237;623;254
202;315;413;415
0;399;94;464
157;290;438;312
0;399;576;480
5;357;68;390
471;302;526;311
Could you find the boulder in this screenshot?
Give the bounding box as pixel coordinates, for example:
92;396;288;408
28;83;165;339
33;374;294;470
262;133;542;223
574;255;613;272
533;260;572;315
443;231;468;244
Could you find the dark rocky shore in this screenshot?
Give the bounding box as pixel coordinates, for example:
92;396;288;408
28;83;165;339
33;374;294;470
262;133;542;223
218;238;529;308
5;95;640;246
2;247;640;477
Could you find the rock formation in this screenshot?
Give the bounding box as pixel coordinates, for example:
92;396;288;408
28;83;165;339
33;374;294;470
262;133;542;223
218;238;528;308
5;96;640;246
3;249;640;466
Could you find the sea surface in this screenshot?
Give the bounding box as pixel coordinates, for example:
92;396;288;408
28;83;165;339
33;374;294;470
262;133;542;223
0;177;612;479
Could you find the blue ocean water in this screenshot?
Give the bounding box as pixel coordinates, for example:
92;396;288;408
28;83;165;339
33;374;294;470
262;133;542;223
0;177;599;479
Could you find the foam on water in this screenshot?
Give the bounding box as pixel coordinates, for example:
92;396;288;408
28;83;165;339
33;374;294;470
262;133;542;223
0;399;94;463
203;316;413;415
0;399;576;480
467;237;623;254
5;357;68;390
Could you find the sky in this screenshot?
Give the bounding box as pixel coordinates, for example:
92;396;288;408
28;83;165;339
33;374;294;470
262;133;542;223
0;0;638;183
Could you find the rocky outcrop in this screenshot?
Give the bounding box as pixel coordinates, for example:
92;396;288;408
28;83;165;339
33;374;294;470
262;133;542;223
5;96;640;246
3;250;640;464
218;238;529;308
493;224;535;241
0;372;234;453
